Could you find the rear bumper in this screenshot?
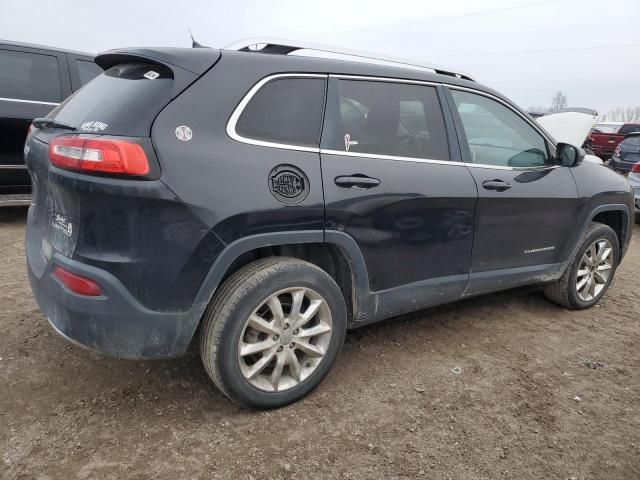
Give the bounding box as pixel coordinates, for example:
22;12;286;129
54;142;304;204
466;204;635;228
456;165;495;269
26;210;205;359
609;157;635;172
592;146;615;159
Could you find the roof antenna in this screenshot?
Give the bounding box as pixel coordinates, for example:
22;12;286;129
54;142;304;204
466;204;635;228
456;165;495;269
189;29;206;48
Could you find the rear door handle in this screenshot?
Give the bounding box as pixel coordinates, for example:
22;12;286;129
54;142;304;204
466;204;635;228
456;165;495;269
334;175;381;189
482;179;512;192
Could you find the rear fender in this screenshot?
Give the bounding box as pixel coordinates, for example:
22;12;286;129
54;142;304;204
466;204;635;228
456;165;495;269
191;230;372;318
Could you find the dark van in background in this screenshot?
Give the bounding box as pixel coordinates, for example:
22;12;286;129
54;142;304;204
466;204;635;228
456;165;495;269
0;41;101;206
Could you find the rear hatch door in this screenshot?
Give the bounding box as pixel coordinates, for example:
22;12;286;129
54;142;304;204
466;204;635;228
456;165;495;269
26;48;220;263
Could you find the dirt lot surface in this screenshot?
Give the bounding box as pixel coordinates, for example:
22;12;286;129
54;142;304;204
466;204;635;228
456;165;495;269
1;208;639;480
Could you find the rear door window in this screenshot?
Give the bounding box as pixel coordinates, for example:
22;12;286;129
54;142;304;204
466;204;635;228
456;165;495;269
235;77;326;147
48;62;174;136
0;49;61;103
322;79;450;161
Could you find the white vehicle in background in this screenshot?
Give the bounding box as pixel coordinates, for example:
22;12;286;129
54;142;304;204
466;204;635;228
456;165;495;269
534;108;603;165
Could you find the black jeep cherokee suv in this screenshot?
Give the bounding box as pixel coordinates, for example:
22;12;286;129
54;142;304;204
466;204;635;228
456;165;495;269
25;42;634;408
1;40;102;205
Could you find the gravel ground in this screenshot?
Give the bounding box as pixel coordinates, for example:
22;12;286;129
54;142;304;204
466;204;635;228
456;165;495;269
1;208;639;480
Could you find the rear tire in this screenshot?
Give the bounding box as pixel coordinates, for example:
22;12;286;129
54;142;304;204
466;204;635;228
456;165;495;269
544;223;619;309
199;257;347;409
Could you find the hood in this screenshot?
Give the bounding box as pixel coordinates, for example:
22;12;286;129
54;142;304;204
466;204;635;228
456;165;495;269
535;109;597;147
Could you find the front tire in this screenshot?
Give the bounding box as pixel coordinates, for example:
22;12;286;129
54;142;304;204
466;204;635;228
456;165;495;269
544;223;619;309
199;258;347;409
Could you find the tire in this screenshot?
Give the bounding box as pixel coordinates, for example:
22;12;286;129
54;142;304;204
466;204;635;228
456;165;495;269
544;223;619;309
199;257;347;409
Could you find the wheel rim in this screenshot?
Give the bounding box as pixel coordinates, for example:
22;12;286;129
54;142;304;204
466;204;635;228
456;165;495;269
576;239;614;302
237;287;333;392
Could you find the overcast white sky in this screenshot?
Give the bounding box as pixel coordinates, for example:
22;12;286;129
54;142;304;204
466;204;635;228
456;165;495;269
2;0;638;114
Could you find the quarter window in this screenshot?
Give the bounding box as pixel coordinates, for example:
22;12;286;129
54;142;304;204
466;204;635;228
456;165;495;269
235;77;326;147
451;90;549;168
323;80;450;161
0;49;61;102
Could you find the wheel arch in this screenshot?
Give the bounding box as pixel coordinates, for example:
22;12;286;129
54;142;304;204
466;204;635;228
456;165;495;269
192;230;371;324
589;204;631;261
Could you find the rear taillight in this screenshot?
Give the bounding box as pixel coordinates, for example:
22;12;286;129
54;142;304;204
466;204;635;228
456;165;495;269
53;266;102;296
49;136;149;176
27;124;34;136
632;162;640;173
613;146;621;157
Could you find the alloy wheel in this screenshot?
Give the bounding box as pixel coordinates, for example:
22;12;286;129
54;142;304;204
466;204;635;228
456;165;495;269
576;239;614;302
237;287;333;392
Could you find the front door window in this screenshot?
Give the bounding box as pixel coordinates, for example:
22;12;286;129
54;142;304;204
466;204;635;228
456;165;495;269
451;90;550;168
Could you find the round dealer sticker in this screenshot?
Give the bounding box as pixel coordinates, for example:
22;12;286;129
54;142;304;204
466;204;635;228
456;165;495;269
175;125;193;141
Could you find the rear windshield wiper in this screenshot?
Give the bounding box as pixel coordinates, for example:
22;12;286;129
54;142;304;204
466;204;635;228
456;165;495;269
32;118;76;131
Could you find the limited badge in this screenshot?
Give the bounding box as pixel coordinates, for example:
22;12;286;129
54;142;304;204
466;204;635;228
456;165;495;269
175;125;193;142
80;121;108;132
144;71;160;80
268;164;309;204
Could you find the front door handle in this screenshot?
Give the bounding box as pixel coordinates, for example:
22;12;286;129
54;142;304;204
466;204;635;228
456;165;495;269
482;179;512;192
334;174;381;189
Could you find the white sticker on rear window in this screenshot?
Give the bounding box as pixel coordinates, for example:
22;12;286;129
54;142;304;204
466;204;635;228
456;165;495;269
80;121;108;132
52;214;73;238
144;71;160;80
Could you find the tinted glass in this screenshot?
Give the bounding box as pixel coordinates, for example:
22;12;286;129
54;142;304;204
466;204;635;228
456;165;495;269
0;49;61;102
451;90;549;167
76;60;102;86
49;62;173;136
324;80;449;160
622;135;640;147
236;78;325;147
594;124;622;134
619;124;640;135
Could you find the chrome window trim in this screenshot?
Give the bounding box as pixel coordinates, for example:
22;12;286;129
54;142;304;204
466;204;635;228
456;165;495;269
329;74;439;87
226;73;327;153
446;85;555;146
226;72;560;171
320;149;463;166
0;164;28;169
0;96;59;106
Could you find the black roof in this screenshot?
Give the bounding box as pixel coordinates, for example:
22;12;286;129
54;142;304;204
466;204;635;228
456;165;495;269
98;46;492;93
92;46;532;131
219;49;500;98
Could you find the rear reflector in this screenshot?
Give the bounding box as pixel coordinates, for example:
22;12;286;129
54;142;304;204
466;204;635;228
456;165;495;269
53;266;102;296
632;162;640;173
49;136;149;175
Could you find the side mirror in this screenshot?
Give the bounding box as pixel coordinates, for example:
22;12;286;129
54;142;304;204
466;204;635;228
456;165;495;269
557;142;585;167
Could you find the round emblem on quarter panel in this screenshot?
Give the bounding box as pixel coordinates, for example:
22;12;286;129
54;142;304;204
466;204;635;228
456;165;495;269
175;125;193;141
268;164;310;204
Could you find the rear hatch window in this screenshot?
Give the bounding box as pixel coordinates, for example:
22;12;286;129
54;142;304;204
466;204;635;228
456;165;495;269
593;124;622;134
47;63;174;137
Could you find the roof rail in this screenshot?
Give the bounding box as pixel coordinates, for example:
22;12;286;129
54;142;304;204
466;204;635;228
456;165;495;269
224;38;475;82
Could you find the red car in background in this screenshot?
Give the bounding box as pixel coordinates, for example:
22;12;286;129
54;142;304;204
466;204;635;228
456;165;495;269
589;122;640;160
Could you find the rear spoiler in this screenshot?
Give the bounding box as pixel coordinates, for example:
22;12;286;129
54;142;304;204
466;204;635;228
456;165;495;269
95;47;221;98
